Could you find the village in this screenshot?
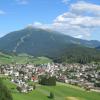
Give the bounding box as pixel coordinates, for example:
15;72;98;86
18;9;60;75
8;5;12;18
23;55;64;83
0;63;100;93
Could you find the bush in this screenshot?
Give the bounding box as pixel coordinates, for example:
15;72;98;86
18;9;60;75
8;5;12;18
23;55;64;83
94;82;100;87
16;86;21;92
33;84;36;90
49;92;54;99
39;75;56;86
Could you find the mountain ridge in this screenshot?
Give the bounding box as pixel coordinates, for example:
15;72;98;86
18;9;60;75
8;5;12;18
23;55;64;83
0;27;100;58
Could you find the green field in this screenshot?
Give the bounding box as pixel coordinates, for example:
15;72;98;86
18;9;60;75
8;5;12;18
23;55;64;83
2;79;100;100
0;52;52;64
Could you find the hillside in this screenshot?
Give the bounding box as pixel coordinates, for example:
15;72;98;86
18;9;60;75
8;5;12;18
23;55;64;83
0;27;100;57
2;79;100;100
51;44;100;63
0;52;52;64
96;46;100;50
0;27;100;63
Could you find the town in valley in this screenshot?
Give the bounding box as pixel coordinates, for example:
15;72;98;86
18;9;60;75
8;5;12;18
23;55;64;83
0;63;100;93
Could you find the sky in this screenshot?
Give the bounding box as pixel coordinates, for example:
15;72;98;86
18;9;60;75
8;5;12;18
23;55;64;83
0;0;100;40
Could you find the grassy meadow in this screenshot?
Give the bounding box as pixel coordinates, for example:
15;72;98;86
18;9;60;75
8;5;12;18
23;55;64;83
2;79;100;100
0;52;52;64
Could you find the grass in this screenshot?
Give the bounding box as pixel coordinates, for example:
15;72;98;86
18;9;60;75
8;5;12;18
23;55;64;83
0;52;52;64
2;79;100;100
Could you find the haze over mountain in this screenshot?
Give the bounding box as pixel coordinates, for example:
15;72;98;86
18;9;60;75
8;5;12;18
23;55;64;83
0;27;100;58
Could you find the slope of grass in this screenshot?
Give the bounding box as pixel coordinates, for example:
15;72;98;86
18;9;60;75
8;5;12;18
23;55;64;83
2;79;100;100
0;52;52;64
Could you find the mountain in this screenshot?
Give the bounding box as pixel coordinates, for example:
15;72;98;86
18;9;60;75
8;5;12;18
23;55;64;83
96;46;100;49
52;44;100;63
0;27;100;58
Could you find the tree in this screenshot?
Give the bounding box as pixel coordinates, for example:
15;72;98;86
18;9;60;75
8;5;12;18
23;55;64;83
0;79;13;100
33;84;36;90
49;92;54;99
94;82;100;87
16;86;21;92
39;75;56;86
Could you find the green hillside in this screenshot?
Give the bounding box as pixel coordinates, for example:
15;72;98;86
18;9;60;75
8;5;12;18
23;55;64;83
0;28;100;64
51;44;100;64
0;27;100;57
3;79;100;100
0;52;52;64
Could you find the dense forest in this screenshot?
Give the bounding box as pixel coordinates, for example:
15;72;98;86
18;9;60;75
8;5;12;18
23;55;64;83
52;45;100;64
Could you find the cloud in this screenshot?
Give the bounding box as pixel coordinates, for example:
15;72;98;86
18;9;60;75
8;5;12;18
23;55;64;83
53;1;100;39
30;1;100;39
0;10;6;15
28;22;52;30
16;0;29;5
62;0;70;4
70;1;100;16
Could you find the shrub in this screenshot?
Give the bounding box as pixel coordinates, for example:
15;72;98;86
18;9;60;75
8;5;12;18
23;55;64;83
49;92;54;99
39;75;56;86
